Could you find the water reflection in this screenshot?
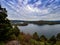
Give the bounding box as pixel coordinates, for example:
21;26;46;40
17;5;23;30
18;24;60;38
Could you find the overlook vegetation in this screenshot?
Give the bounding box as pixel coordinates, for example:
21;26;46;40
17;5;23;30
0;6;20;44
17;32;60;45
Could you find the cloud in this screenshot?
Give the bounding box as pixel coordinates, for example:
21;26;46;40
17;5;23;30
1;0;60;21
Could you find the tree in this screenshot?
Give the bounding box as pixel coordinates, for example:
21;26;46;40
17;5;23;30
48;35;56;45
0;5;20;41
13;26;20;36
40;35;47;42
32;32;39;41
56;33;60;41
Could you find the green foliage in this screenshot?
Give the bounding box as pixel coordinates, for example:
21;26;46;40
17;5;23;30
56;33;60;41
13;26;20;36
0;26;12;41
0;6;20;42
0;12;7;19
32;32;39;41
18;34;25;42
56;41;60;45
30;39;40;45
9;34;17;40
0;42;5;45
40;35;47;42
49;35;56;42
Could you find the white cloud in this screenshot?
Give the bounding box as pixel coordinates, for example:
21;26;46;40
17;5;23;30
1;0;60;21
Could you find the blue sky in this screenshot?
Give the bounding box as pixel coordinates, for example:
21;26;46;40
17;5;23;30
1;0;60;21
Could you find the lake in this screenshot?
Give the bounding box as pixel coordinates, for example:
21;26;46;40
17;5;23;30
18;24;60;38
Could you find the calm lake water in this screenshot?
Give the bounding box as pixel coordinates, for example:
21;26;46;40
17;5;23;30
18;24;60;38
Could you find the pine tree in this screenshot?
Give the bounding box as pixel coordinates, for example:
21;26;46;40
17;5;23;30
32;32;39;41
48;35;56;45
0;5;20;41
56;33;60;41
40;35;47;42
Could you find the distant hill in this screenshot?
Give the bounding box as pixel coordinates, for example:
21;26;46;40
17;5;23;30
10;20;60;25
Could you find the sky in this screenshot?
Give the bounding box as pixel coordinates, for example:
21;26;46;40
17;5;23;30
0;0;60;21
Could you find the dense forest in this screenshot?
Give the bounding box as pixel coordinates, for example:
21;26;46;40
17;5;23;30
0;5;60;45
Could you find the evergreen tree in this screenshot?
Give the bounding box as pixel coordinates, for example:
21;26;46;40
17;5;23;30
40;35;47;42
32;32;39;41
0;5;20;41
48;35;56;45
56;33;60;41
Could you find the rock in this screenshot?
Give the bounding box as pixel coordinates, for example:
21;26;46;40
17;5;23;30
6;40;21;45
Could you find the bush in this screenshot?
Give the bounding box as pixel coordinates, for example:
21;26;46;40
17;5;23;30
0;42;5;45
